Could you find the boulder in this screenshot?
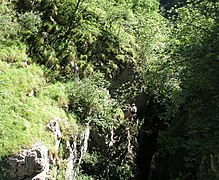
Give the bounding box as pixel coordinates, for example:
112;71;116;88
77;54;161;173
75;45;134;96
4;143;49;180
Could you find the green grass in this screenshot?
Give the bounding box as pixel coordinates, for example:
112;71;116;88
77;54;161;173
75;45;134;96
0;51;116;159
0;44;28;64
0;60;78;158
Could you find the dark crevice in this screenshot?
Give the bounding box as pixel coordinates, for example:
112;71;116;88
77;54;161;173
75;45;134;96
135;94;166;180
137;124;158;180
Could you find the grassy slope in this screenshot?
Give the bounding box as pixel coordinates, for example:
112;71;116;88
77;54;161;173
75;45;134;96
0;1;79;158
0;0;120;163
0;58;78;157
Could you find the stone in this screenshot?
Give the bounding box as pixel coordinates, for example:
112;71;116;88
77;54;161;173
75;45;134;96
4;143;49;180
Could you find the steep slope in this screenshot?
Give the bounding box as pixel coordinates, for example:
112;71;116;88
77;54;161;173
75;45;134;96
1;0;218;180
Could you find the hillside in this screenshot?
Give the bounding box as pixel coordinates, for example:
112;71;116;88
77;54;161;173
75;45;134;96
0;0;218;179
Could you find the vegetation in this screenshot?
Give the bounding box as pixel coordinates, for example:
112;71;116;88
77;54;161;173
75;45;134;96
154;1;219;179
0;0;218;179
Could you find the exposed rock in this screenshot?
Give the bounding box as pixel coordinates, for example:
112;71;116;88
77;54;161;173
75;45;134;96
64;124;90;180
4;143;49;180
46;118;62;139
46;117;62;151
2;118;91;180
83;120;139;179
121;127;138;166
47;119;90;180
77;124;90;165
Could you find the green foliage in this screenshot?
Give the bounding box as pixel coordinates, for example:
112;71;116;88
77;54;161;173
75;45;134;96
0;1;20;44
18;11;42;39
66;72;118;130
81;149;136;179
0;1;27;64
0;62;73;157
14;0;147;79
1;0;218;179
113;164;136;179
149;0;219;178
76;173;94;180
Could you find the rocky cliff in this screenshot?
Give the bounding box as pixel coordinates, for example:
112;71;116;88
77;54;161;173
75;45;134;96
1;118;90;180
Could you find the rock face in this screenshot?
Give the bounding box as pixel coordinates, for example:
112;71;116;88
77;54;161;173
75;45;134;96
2;118;90;180
63;123;90;180
4;143;49;180
82;120;140;179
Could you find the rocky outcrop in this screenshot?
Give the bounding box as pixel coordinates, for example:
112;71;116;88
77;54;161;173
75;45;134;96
82;120;140;179
63;123;90;180
4;143;49;180
2;118;90;180
47;118;90;180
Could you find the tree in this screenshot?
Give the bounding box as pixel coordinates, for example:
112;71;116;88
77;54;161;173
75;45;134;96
148;0;219;179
